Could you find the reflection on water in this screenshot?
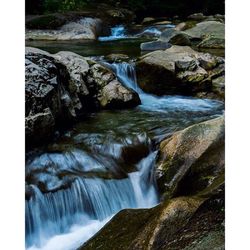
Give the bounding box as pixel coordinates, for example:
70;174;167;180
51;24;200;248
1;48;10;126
26;38;151;58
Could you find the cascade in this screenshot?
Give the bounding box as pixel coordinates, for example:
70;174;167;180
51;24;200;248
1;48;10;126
98;25;127;41
26;60;224;250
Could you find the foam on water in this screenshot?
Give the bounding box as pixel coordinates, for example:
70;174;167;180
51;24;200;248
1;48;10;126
106;61;224;114
26;151;159;249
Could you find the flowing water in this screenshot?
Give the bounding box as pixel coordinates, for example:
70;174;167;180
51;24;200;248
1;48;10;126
26;26;224;250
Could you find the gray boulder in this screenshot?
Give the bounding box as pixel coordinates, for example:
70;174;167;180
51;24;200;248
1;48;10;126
25;47;141;146
136;45;225;99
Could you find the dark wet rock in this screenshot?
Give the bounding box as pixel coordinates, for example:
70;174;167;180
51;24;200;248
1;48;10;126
26;47;140;146
121;143;150;165
156;116;224;199
26;108;55;145
169;32;191;46
140;40;171;51
136;45;225;99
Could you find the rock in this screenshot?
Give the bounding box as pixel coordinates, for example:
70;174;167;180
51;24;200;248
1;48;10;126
26;47;141;146
198;53;218;70
176;66;208;83
140;40;171;51
81;189;224;250
26;108;55;145
26;17;103;41
169;32;191;46
175;22;187;31
142;17;155;25
80;196;204;250
187;13;207;21
198;36;225;49
159;28;177;41
136;45;224;98
184;21;225;41
99;80;141;109
212;76;225;99
105;53;130;63
157;116;224;198
175;57;198;71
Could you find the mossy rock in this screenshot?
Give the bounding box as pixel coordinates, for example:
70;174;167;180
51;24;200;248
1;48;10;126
157;115;224;199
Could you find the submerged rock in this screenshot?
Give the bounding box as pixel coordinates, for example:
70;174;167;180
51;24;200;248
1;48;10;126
140;40;171;51
25;47;140;146
136;45;225;99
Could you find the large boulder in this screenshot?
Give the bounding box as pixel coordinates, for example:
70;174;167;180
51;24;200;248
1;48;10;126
156;116;224;199
136;45;225;99
81;186;224;250
184;21;225;48
26;17;103;41
25;47;140;146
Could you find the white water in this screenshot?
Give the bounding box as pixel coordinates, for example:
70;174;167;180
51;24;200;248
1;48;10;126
107;62;224;114
26;61;223;250
98;25;127;41
98;24;173;41
26;151;159;250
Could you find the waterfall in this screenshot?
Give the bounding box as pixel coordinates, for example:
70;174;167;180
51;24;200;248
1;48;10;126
107;62;143;94
26;60;224;250
98;25;127;41
105;61;224;114
26;150;159;250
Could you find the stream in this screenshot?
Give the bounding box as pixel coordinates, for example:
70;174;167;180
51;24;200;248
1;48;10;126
25;25;224;250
